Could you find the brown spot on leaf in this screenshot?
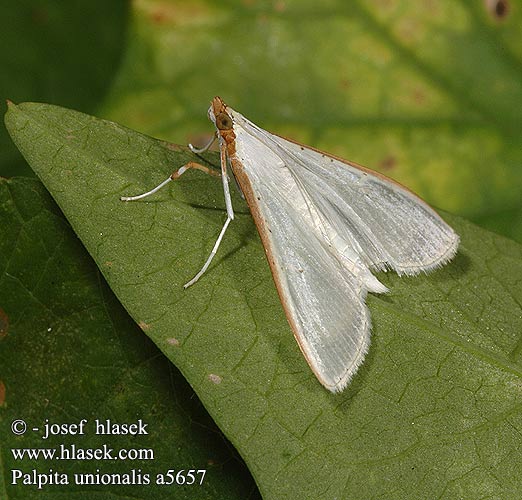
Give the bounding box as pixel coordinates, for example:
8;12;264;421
138;321;150;331
31;7;48;24
139;2;210;26
0;308;8;339
274;1;286;12
167;337;180;346
165;141;183;152
339;78;351;90
485;0;509;20
208;373;222;384
0;380;5;406
379;155;397;171
151;9;168;24
413;88;426;104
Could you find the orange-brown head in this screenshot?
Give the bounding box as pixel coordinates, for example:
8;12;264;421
209;96;236;153
210;96;233;131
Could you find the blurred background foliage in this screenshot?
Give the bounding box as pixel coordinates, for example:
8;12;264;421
2;0;521;241
1;1;521;498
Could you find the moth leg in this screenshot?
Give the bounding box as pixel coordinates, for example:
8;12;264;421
183;139;235;288
183;216;232;288
120;161;220;201
189;133;217;153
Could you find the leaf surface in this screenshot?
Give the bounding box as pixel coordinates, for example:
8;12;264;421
5;102;522;499
0;0;128;177
0;177;258;499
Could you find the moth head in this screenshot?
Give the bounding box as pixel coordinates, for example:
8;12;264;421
215;112;233;131
209;96;233;132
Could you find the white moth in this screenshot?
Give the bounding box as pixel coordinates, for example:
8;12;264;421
122;97;459;393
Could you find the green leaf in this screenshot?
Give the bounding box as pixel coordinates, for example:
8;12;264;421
5;102;522;499
0;0;128;177
0;177;259;498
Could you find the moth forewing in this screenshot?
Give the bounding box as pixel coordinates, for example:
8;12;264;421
122;96;459;393
228;149;372;392
210;97;458;392
214;107;375;391
228;106;459;276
